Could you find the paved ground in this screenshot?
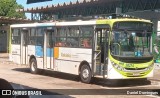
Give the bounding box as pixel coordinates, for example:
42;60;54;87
0;53;160;98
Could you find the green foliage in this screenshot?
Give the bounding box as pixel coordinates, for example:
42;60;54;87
0;0;26;18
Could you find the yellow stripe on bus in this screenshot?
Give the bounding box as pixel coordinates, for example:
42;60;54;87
54;47;59;59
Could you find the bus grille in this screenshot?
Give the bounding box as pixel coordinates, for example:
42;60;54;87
126;72;146;77
125;68;146;70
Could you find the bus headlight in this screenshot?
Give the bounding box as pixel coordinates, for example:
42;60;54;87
147;63;154;70
111;62;124;71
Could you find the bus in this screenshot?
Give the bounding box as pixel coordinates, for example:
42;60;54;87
9;16;154;83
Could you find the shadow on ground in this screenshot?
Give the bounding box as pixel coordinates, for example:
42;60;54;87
12;68;151;87
0;78;73;98
92;78;151;87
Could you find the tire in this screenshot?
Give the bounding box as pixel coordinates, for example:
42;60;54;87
30;58;38;74
80;63;92;83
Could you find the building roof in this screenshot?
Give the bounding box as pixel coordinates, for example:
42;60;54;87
17;0;122;13
0;16;35;24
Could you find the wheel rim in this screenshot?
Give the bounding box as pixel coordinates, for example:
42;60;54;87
31;62;36;72
82;68;89;79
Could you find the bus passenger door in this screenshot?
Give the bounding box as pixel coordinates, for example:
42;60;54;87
44;29;54;69
21;29;29;65
35;28;44;69
93;25;109;77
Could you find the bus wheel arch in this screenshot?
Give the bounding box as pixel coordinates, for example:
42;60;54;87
29;55;38;74
79;61;92;83
29;55;36;64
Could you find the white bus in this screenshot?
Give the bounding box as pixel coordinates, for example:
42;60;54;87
9;18;154;83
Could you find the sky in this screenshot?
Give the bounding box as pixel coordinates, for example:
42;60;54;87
16;0;76;19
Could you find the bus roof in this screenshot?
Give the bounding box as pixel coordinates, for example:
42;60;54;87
11;18;152;28
11;20;96;28
55;20;96;26
11;22;55;28
96;18;152;25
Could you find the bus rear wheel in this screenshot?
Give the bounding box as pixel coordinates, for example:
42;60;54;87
30;58;38;74
80;64;92;83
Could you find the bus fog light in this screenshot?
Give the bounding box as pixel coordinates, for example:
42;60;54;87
148;63;154;70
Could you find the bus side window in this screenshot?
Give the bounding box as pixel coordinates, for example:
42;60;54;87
66;27;79;47
81;38;91;48
80;26;93;48
36;28;44;46
55;27;67;47
12;29;21;44
28;28;36;45
66;38;78;47
55;42;66;47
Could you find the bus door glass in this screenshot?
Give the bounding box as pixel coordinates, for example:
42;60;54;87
21;29;29;65
35;28;44;59
45;28;54;69
94;25;110;75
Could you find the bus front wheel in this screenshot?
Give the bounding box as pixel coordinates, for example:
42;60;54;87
30;58;38;74
80;64;92;83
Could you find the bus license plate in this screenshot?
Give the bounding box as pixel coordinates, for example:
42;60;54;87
133;72;140;76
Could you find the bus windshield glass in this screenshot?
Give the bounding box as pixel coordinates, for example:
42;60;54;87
111;22;153;57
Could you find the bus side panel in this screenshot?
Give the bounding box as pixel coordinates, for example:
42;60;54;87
35;46;43;57
54;47;92;75
11;44;21;64
35;46;44;69
54;60;80;75
46;47;53;69
28;45;36;56
27;45;36;64
46;48;53;57
36;58;44;69
21;46;28;65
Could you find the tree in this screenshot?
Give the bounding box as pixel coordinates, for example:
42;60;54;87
0;0;26;18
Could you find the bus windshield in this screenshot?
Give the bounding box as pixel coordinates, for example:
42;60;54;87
111;27;152;57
